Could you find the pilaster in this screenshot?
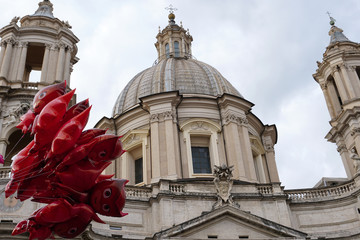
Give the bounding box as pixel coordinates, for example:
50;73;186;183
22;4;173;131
40;44;51;83
16;42;28;81
0;39;15;80
55;43;66;81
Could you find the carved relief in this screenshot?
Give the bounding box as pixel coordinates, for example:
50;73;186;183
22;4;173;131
123;134;140;147
2;102;30;127
213;164;239;209
191;121;209;131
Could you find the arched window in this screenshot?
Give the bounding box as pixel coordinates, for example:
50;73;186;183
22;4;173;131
174;41;180;57
165;43;170;58
180;119;221;177
115;129;148;185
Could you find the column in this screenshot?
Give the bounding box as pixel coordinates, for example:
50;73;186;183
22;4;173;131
169;35;173;54
340;64;355;99
10;42;21;80
332;67;349;102
337;143;354;178
164;111;177;178
40;44;51;83
320;83;335;118
0;39;14;79
150;114;161;182
63;46;72;82
0;139;8;166
0;41;6;67
222;114;246;180
16;42;28;81
55;43;65;81
238;118;257;182
263;143;280;183
159;42;163;57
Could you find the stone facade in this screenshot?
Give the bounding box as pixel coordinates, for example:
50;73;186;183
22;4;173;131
1;1;360;240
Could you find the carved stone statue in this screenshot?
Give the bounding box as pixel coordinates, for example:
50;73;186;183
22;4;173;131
351;148;360;173
10;16;20;25
213;164;239;209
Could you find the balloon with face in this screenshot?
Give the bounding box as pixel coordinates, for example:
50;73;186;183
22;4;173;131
33;81;67;115
89;179;128;217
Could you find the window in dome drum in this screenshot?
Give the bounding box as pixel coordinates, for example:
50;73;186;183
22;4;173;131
165;43;170;58
135;158;143;184
174;41;180;57
191;147;211;174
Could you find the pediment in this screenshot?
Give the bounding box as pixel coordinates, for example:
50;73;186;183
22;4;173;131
152;205;307;239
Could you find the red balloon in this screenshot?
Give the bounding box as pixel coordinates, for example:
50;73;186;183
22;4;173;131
76;128;107;146
89;179;128;217
61;99;89;124
33;81;66;115
57;160;111;192
48;106;91;157
87;134;125;163
16;109;35;134
35;89;75;132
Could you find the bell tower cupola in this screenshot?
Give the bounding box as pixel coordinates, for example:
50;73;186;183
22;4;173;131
0;0;79;87
313;15;360;179
155;5;193;62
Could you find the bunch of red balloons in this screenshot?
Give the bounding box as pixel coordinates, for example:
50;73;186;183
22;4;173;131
5;81;127;239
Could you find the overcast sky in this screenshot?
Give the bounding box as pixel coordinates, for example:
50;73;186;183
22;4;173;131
1;0;360;189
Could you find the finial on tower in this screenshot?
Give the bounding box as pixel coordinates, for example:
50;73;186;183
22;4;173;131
326;11;336;26
165;4;177;24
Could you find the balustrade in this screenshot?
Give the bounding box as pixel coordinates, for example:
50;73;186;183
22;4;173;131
285;180;356;202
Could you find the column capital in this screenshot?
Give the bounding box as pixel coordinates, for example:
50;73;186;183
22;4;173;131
223;113;248;126
20;41;28;48
331;66;340;74
150;113;159;123
337;144;347;153
320;83;327;90
57;42;66;49
5;38;15;46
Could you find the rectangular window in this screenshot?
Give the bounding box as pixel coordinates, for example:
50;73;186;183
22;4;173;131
191;147;211;174
135;158;143;184
174;41;180;57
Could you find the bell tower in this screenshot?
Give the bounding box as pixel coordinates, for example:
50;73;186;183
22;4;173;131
313;17;360;179
0;0;79;166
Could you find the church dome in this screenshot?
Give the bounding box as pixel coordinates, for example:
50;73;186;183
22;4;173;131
113;12;242;117
112;57;242;116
